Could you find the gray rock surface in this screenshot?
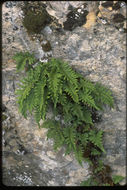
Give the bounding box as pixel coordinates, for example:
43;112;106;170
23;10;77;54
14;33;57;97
2;1;126;186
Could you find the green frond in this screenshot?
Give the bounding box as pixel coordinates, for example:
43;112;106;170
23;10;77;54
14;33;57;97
88;130;106;153
79;89;99;110
91;148;101;156
81;177;98;186
13;52;36;72
77;132;89;147
48;67;62;107
71;104;84;120
79;78;95;92
64;83;79;103
34;106;42;126
83;110;93;125
74;145;84;166
112;175;124;185
63;126;77;153
92;83;114;109
94;159;104;173
42;119;65;150
57;59;78;86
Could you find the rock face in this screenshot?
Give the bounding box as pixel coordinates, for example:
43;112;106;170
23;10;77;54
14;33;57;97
2;1;126;186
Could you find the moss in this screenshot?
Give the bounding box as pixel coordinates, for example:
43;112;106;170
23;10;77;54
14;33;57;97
22;9;52;34
2;114;7;121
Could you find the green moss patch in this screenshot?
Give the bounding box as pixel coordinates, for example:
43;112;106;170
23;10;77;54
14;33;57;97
22;9;52;34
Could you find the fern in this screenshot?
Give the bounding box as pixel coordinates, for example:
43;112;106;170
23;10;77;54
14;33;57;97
94;159;104;173
13;52;36;72
92;83;114;110
74;145;84;166
63;126;77;153
13;52;115;176
88;130;106;153
42;119;65;150
81;177;98;186
112;175;124;185
91;148;101;156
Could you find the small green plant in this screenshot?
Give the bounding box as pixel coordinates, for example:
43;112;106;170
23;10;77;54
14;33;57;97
81;174;125;186
13;52;124;186
112;175;125;185
22;6;52;34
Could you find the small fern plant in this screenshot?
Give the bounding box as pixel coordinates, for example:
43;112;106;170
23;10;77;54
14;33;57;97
13;51;114;166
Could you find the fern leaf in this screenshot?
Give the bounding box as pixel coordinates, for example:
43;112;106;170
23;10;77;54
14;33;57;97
77;132;89;147
42;119;65;150
112;175;124;184
93;83;114;109
48;67;62;107
74;145;84;166
79;89;99;110
72;104;84;120
83;110;93;125
57;59;78;86
88;130;106;153
34;106;42;126
91;148;101;156
64;83;79;103
63;126;77;153
13;52;36;72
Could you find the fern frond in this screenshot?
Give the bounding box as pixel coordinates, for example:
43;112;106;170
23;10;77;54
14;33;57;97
71;104;84;120
77;132;89;147
64;83;79;103
63;126;77;153
79;78;95;92
88;130;106;153
91;148;101;156
13;52;36;72
79;89;99;110
34;106;42;126
57;59;78;86
48;67;62;107
83;109;93;125
42;119;65;150
74;145;84;166
92;83;114;109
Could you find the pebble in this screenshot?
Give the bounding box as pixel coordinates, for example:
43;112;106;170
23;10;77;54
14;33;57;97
120;2;126;8
77;9;81;13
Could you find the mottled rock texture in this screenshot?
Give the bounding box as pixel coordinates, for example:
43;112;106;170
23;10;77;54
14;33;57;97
2;1;126;186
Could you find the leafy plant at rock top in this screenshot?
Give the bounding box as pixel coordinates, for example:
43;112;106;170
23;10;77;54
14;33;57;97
80;174;125;186
13;52;36;72
13;51;116;185
112;175;125;185
80;177;98;186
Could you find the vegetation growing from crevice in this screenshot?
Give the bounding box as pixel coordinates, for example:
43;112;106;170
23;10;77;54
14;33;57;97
13;52;124;186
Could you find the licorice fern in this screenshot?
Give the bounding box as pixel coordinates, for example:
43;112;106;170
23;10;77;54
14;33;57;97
13;52;120;186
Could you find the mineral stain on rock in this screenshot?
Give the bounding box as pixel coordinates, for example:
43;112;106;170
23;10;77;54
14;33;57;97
41;40;52;52
63;4;88;31
101;1;113;8
112;14;125;23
